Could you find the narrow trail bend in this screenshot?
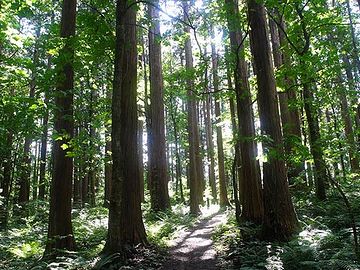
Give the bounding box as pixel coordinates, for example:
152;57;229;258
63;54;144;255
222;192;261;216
160;212;226;270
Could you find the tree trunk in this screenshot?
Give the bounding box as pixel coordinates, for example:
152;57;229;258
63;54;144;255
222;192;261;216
81;168;88;206
226;51;242;213
104;87;112;207
247;0;298;240
204;84;217;203
269;13;304;180
225;0;263;223
170;97;184;202
138;118;145;203
147;0;170;211
104;0;147;253
18;139;31;205
73;150;82;207
18;27;41;205
214;100;230;207
211;38;229;207
183;0;201;215
104;131;112;207
87;87;97;207
339;86;359;171
32;141;39;200
229;96;242;221
346;0;360;75
302;82;328;200
0;132;13;229
38;93;49;200
45;0;77;254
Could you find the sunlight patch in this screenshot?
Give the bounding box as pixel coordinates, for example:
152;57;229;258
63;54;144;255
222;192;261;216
265;245;284;270
299;229;331;247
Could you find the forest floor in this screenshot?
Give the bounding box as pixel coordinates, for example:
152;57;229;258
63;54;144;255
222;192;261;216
213;190;360;270
2;188;359;270
160;211;226;270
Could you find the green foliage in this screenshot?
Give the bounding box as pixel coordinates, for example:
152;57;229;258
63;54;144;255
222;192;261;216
214;190;360;270
144;204;197;247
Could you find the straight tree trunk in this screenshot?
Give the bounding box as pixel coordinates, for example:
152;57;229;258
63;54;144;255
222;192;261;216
247;0;298;240
104;131;112;207
45;0;77;254
183;0;201;215
214;101;230;207
276;15;303;142
138;118;145;202
225;0;263;223
104;0;147;253
18;139;31;204
302;82;327;200
339;85;359;171
147;0;170;211
229;96;242;221
73;150;82;207
87;87;97;207
0;132;13;229
204;84;217;202
226;51;242;209
18;30;40;205
104;87;112;207
346;0;360;75
38;93;49;200
341;57;360;171
269;13;304;180
170;97;184;202
211;38;229;207
32;141;39;200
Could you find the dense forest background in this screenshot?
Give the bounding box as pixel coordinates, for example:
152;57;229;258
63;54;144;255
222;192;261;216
0;0;360;269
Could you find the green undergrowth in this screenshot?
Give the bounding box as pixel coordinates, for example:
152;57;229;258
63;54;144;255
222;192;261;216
144;204;197;248
213;190;360;270
0;201;198;270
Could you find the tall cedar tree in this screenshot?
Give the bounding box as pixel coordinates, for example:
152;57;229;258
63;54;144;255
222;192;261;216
148;0;170;211
183;0;202;215
18;29;40;205
104;0;147;252
224;0;263;223
268;14;304;180
292;4;327;200
211;36;230;207
45;0;76;254
0;133;13;229
247;0;298;240
204;78;217;202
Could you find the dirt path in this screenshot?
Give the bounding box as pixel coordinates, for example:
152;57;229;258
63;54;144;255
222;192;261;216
160;212;226;270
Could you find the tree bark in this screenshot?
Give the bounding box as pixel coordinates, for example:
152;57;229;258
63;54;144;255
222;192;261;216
87;87;97;207
225;0;263;223
0;132;13;229
104;130;112;207
170;97;184;202
104;0;147;253
18;28;40;205
138;118;145;203
147;0;170;211
204;83;217;203
339;86;359;172
38;92;49;200
269;13;304;180
211;38;229;207
346;0;360;75
183;0;201;215
247;0;298;240
302;82;327;200
45;0;77;254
